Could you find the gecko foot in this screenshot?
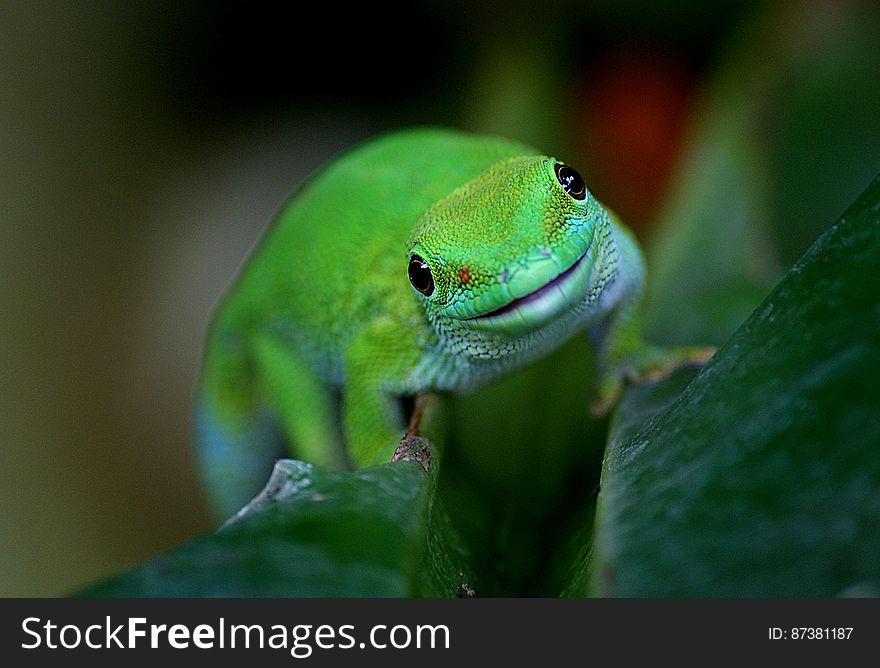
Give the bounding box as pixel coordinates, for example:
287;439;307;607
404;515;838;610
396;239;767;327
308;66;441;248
392;434;432;472
590;344;717;416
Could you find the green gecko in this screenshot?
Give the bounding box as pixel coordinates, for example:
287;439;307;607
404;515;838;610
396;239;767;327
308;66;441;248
195;128;711;518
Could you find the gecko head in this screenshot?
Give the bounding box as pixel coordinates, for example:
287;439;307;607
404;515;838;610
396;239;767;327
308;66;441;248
406;155;614;355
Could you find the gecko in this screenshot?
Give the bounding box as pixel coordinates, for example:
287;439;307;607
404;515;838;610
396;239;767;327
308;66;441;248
195;128;711;518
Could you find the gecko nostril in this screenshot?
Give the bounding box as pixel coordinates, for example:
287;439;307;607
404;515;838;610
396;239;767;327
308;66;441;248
498;268;508;284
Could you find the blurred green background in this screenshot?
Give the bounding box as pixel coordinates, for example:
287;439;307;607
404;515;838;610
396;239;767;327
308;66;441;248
1;0;878;596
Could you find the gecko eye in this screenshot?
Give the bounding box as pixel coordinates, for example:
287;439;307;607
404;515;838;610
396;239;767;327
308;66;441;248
554;163;586;200
408;255;435;296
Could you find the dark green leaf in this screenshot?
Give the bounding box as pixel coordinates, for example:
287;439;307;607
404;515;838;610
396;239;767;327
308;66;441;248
587;175;880;596
82;460;474;597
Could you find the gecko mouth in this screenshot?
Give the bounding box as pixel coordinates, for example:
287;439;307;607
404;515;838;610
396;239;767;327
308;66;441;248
469;251;588;319
461;247;592;332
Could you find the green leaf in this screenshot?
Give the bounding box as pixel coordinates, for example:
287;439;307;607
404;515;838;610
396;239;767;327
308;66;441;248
82;459;474;597
586;175;880;596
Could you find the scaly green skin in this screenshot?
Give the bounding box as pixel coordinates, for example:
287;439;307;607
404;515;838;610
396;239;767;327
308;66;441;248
196;128;706;519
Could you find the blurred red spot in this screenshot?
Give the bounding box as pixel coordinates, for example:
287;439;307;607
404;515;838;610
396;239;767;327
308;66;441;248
459;266;471;284
576;50;694;228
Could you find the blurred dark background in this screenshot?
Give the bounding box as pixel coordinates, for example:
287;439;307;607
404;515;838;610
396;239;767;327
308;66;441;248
2;0;878;595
